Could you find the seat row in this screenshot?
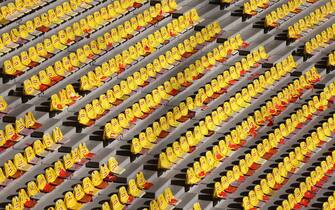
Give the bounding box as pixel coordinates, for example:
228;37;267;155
264;0;310;29
258;113;335;210
22;6;193;98
133;48;289;159
0;127;64;188
238;87;335;209
243;0;270;16
277;147;335;210
146;187;178;210
238;112;335;210
3;127;66;181
99;171;152;210
52;168;151;210
102;33;246;141
155;47;274;170
210;68;325;199
0;0;97;57
75;13;207;127
9;155;124;209
157;53;302;171
69;24;209;113
99;23;222;140
235;84;334;202
184;68;319;185
0;111;41;152
2;0;173;78
50;84;81;111
287;0;335;40
304;23;335;55
4;142;94;209
0;0;49;27
79;9;202;92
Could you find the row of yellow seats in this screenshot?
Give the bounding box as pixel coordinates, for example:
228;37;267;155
322;191;335;210
0;112;40;151
146;187;178;210
238;88;333;207
3;142;93;210
103;33;244;140
235;112;334;210
328;51;335;67
240;98;335;209
21;32;115;96
72;25;213;112
100;171;152;210
16;156;122;210
265;0;306;28
79;8;201;92
158;53;300;171
277;149;335;210
100;23;222;138
185;66;319;185
22;7;192;98
0;0;46;26
275;119;335;210
210;60;318;197
2;0;172;77
288;0;335;40
50;84;81;111
52;169;146;210
220;82;332;204
305;23;335;55
0;0;95;56
132;47;273;157
155;47;270;165
47;156;125;210
0;0;172;56
6;2;169;82
0;127;64;186
243;0;269;16
77;14;209;127
53;168;150;210
186;66;320;180
0;127;63;176
79;14;211;91
8;127;67;177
